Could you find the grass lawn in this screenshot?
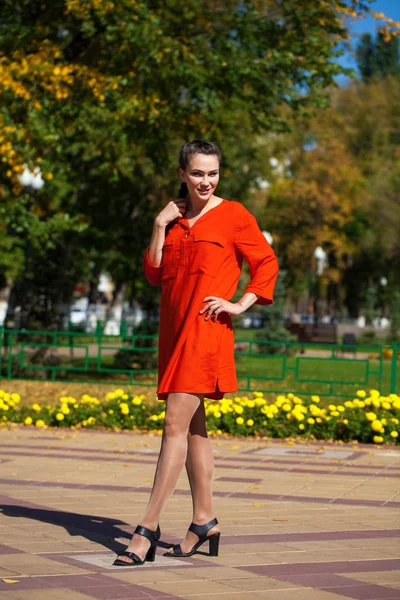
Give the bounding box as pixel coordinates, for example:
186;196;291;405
1;328;398;398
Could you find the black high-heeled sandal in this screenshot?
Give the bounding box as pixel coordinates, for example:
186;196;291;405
164;518;220;558
113;525;160;566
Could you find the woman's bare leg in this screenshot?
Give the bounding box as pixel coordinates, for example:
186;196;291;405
116;392;202;563
166;401;220;554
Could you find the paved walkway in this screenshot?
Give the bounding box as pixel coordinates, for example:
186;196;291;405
1;428;399;600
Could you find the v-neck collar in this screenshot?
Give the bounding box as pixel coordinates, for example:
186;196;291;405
183;199;226;230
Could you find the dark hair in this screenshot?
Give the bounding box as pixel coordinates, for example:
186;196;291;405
177;139;222;198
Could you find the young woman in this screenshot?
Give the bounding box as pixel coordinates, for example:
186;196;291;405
114;140;279;566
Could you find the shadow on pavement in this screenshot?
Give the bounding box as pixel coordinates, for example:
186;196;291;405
0;504;146;553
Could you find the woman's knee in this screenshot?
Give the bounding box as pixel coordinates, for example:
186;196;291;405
164;393;202;439
164;411;189;438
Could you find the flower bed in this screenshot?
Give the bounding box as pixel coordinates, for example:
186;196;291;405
0;388;399;444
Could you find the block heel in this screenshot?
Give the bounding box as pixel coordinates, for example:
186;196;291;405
145;542;157;562
209;532;220;556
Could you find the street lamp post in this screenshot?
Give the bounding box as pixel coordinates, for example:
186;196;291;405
314;246;327;329
380;277;388;319
17;165;45;327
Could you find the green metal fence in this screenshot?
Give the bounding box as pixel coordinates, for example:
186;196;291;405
0;327;398;397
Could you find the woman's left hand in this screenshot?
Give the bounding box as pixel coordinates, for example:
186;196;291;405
200;296;245;321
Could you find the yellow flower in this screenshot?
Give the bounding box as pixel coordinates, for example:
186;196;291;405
372;398;381;409
35;419;45;428
331;411;340;417
293;411;305;421
236;417;244;425
382;401;391;410
11;393;21;403
391;418;399;425
307;418;315;425
370;389;380;397
120;402;129;415
24;416;33;425
299;424;305;430
343;419;349;425
356;390;366;398
149;415;158;421
108;409;114;414
233;404;244;415
371;420;383;432
344;401;354;409
311;395;320;403
366;412;377;421
246;419;254;427
282;403;291;412
61;404;70;415
373;435;383;444
390;431;398;438
214;411;222;419
337;406;345;412
122;394;129;400
56;413;64;421
316;417;322;423
132;396;142;405
32;403;41;412
354;400;365;408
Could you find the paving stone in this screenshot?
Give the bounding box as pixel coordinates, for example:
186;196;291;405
1;428;400;600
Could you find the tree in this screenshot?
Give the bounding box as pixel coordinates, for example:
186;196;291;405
259;75;400;318
0;0;393;326
356;32;400;82
255;269;295;352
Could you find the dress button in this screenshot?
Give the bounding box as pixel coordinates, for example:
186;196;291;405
185;231;189;238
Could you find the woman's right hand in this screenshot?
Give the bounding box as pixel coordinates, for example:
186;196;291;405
155;199;187;228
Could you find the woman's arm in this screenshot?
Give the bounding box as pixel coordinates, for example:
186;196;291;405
147;220;167;268
200;292;259;321
143;200;187;285
200;208;278;319
147;200;186;267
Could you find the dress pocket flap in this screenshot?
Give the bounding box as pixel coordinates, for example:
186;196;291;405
193;233;226;247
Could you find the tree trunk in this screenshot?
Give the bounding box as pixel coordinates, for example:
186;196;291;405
0;278;14;327
103;281;126;335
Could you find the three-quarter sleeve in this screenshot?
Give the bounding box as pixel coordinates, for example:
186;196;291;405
143;246;162;286
234;210;279;305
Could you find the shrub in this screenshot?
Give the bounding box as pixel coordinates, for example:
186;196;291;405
0;388;399;444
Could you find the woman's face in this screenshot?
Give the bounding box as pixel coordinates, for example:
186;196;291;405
180;153;220;203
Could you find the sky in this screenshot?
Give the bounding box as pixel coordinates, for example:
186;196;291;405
338;0;400;77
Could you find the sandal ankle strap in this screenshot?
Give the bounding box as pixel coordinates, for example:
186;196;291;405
189;518;218;539
134;524;160;542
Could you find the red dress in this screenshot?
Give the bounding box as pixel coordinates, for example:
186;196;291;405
143;199;279;399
